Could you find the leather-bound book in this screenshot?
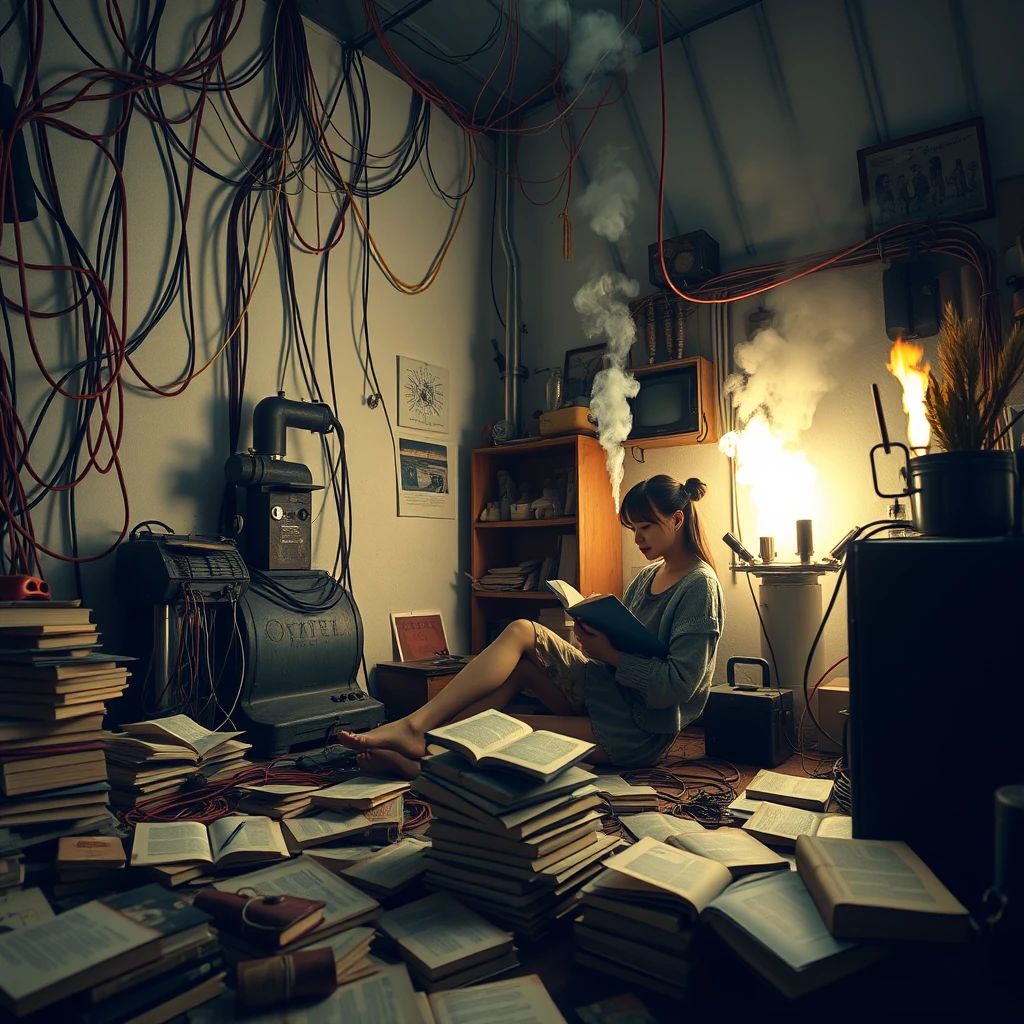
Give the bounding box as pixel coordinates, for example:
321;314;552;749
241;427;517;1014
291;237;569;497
192;889;325;949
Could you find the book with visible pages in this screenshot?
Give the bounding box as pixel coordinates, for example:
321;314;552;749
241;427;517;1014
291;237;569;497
579;873;693;934
618;812;707;844
311;777;410;811
428;974;566;1024
130;816;289;869
235;783;319;819
0;900;162;1016
117;715;243;760
544;581;669;658
745;770;834;811
795;836;971;942
743;803;852;848
213;857;379;952
702;870;888;999
421;751;597;809
0;887;53;931
376;892;516;987
666;827;790;877
302;845;380;875
306;925;377;985
596;838;734;922
727;791;762;819
424;710;594;782
282;810;372;853
340;838;430;898
593;775;659;811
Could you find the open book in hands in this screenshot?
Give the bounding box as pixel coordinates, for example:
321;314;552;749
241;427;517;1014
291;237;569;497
425;709;594;782
130;815;290;870
544;581;669;658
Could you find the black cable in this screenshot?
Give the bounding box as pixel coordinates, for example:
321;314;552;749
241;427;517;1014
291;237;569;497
490;165;505;327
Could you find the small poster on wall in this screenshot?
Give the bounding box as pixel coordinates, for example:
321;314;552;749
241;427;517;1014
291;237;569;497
396;436;454;519
390;609;450;661
398;356;449;433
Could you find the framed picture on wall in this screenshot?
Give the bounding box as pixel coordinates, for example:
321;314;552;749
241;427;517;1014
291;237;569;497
563;344;605;404
857;118;994;235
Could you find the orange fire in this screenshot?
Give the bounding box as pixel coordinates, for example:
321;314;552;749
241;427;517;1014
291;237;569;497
886;338;931;452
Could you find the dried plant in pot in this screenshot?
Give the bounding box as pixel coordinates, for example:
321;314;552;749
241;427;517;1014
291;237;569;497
912;307;1024;536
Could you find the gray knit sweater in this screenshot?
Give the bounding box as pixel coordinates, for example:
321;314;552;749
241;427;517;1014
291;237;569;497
614;561;725;735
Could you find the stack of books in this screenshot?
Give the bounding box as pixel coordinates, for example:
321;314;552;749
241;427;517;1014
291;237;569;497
234;783;321;819
0;883;224;1022
475;560;542;592
311;777;410;813
414;710;621;938
739;771;851;847
594;775;659;813
105;714;250;810
339;837;430;901
54;835;127;897
376;892;518;992
0;600;131;835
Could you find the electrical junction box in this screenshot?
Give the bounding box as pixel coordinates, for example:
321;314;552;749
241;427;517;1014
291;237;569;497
649;230;720;291
882;259;938;340
246;487;312;571
815;676;850;755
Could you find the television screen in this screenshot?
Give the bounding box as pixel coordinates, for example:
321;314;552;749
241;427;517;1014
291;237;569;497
630;368;698;438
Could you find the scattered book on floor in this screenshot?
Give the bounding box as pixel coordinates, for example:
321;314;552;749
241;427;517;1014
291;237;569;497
425;709;594;782
302;845;381;875
116;715;243;759
544;581;669;658
376;892;517;993
795;836;972;943
619;811;707;843
702;870;888;999
727;791;762;820
0;898;163;1017
311;777;410;811
282;810;372;853
340;838;430;899
194;888;325;950
743;803;852;847
211;857;379;954
745;770;834;811
308;925;378;985
427;974;566;1024
235;946;337;1012
666;826;790;877
363;794;405;845
0;887;53;930
58;834;126;870
593;775;659;812
130;816;290;870
235;783;321;820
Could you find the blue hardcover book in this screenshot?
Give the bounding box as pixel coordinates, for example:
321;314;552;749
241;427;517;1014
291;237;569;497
545;580;669;658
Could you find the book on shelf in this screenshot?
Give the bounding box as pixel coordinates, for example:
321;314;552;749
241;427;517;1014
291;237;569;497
555;536;578;589
421;750;596;808
211;857;379;953
666;826;790;877
311;777;409;811
427;974;566;1024
375;892;516;991
743;803;852;848
744;769;834;811
130;815;290;870
0;898;163;1017
544;581;669;658
340;838;430;898
795;836;972;943
425;709;594;782
618;811;707;844
702;870;888;999
282;810;373;853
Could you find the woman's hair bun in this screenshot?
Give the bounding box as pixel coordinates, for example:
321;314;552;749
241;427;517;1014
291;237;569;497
683;477;707;502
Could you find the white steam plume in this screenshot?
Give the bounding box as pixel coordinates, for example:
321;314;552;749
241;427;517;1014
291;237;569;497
519;3;640;95
576;147;639;245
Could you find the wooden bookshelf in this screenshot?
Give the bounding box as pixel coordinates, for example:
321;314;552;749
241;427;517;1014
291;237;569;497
469;434;622;652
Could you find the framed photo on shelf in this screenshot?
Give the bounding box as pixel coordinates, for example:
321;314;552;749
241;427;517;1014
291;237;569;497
390;609;450;661
563;344;605;404
857;117;994;235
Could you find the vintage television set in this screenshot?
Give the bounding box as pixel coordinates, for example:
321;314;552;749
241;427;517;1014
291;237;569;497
846;535;1024;911
627;356;718;447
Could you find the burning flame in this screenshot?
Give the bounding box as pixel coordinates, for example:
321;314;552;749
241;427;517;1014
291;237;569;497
719;413;818;541
886;339;931;451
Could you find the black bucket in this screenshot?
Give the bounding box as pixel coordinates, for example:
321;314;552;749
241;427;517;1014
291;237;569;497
908;450;1017;537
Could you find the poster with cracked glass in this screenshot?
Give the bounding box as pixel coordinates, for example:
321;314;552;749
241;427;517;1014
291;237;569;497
398;356;448;433
396;436;454;519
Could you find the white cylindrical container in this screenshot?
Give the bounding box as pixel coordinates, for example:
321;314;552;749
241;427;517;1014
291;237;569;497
757;573;827;741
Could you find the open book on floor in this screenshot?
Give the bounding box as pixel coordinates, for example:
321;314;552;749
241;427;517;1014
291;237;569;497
795;836;972;943
544;581;669;658
666;826;790;877
743;804;852;848
130;815;289;870
425;709;594;782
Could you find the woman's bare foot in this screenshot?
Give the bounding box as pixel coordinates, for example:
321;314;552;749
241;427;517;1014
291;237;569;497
355;749;421;780
336;719;426;761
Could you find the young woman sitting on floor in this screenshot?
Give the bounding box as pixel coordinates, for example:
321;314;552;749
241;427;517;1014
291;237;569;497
339;474;725;778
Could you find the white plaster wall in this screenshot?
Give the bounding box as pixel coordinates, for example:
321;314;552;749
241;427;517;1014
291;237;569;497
2;2;500;678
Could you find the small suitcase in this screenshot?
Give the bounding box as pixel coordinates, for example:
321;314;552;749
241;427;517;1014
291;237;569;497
703;657;793;767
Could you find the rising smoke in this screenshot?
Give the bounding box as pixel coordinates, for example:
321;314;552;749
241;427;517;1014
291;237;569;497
573;147;641;511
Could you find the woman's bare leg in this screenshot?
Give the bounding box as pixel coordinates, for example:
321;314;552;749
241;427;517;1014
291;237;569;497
337;620;548;761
